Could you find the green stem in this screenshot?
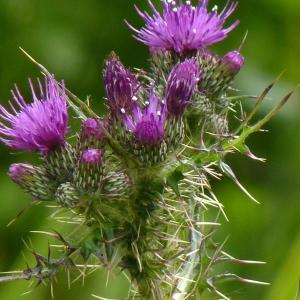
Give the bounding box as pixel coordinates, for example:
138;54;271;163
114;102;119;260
172;199;203;300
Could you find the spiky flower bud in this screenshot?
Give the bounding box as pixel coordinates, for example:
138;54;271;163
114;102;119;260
104;53;139;118
55;182;80;208
100;170;131;200
44;143;76;181
9;163;55;201
79;118;106;150
197;50;245;99
81;148;103;165
209;113;229;135
222;50;245;75
74;149;104;193
166;58;200;118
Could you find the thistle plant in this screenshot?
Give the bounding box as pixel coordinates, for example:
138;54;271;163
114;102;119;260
0;1;294;299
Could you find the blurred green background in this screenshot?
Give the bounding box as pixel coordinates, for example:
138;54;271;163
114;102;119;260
0;0;299;299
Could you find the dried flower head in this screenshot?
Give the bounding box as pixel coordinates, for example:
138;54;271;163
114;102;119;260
166;58;200;117
104;53;139;117
128;0;239;54
124;89;166;146
0;77;68;154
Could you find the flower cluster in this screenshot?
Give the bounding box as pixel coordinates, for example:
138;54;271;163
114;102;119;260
0;1;281;299
0;78;122;202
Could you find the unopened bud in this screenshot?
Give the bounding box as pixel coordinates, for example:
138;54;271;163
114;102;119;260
79;118;106;150
81;149;103;165
44;143;76;181
74;149;104;193
9;163;55;201
222;51;245;75
197;50;244;99
55;182;80;208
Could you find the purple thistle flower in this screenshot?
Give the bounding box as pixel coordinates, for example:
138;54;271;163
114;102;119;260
104;53;139;117
128;0;239;55
0;77;68;154
124;89;166;146
222;50;245;74
81;118;105;140
166;58;200;117
80;149;103;165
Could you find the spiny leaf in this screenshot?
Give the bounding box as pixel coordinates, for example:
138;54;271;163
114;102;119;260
219;161;259;204
235;72;285;133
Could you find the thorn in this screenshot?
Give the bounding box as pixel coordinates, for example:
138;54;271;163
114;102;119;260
91;295;121;300
238;30;248;52
48;242;51;263
243;145;266;162
239;277;270;286
19;47;51;77
30;230;57;238
34;280;42;288
50;281;55;299
6;204;32;227
210;273;270;286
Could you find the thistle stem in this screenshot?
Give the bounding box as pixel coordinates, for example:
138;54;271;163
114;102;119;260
0;274;29;283
172;198;203;300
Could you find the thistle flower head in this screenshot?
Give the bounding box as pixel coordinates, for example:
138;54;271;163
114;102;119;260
104;53;139;117
75;148;104;193
128;0;239;55
81;118;105;140
0;77;68;154
222;50;245;74
80;149;103;165
197;50;244;97
166;58;200;117
124;89;166;146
